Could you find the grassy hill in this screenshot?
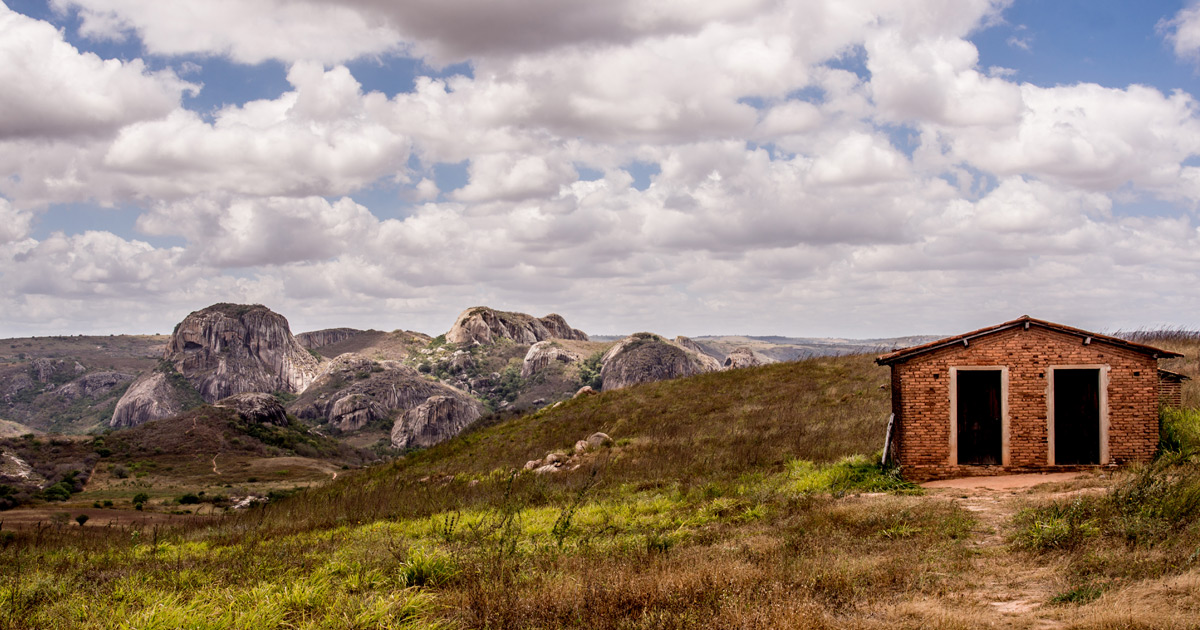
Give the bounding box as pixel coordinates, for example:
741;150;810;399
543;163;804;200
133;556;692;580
4;345;1200;629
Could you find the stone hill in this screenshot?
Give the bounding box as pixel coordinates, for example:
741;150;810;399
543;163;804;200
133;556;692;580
446;307;588;345
288;353;481;435
599;333;720;391
111;303;320;427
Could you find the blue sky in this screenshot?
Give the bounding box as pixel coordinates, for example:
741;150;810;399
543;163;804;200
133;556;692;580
2;0;1200;338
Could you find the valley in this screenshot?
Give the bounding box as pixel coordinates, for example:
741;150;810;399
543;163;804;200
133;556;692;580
1;307;1199;629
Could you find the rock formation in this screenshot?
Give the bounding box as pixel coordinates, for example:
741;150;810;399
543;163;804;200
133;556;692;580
29;358;86;383
296;328;363;350
445;307;588;345
111;303;319;428
390;395;482;450
289;353;478;434
672;336;723;371
599;333;719;391
110;372;188;428
57;372;135;400
722;347;769;369
164;303;320;402
215;392;289;426
520;341;582;378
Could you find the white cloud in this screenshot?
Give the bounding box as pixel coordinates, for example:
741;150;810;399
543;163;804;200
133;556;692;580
56;0;402;65
940;83;1200;193
3;0;1200;338
0;3;194;139
1160;3;1200;63
136;196;378;267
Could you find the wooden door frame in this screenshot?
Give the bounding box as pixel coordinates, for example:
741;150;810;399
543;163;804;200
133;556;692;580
1046;365;1109;466
949;366;1009;466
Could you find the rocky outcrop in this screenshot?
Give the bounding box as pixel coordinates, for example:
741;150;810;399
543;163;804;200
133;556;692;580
215;392;288;426
57;371;135;400
672;336;722;371
523;431;613;474
289;353;478;434
599;333;719;391
722;347;769;369
30;358;86;383
110;372;188;428
163;303;320;402
296;328;363;350
520;341;582;378
390;395;482;450
445;307;588;345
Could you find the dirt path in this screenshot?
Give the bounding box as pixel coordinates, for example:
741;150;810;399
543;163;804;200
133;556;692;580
211;454;220;475
923;473;1084;629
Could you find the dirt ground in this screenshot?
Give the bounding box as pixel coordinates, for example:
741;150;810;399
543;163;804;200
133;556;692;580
0;506;217;530
917;472;1099;629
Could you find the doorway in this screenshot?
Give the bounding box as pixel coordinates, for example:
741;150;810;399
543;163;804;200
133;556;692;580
956;370;1003;465
1053;369;1101;465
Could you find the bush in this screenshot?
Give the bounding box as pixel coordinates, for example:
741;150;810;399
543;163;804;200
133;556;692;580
1011;497;1100;552
1160;407;1200;455
132;492;149;506
75;514;88;526
178;493;201;505
111;465;129;479
578;351;603;390
41;482;73;502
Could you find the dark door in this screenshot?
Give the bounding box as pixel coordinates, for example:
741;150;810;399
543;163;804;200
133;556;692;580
957;370;1002;465
1054;369;1100;465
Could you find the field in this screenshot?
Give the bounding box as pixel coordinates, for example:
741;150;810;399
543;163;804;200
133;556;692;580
3;340;1200;629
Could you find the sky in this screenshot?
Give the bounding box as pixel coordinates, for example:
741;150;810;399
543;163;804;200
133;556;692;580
3;0;1200;339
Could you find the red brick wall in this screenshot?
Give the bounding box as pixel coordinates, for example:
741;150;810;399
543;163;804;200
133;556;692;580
1159;376;1183;408
891;326;1160;481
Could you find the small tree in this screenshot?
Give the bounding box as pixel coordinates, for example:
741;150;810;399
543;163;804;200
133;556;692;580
75;514;89;526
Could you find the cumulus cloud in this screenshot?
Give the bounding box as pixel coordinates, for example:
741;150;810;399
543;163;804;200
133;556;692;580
0;198;33;244
55;0;402;65
3;0;1200;338
0;4;194;139
1160;3;1200;63
136;196;379;267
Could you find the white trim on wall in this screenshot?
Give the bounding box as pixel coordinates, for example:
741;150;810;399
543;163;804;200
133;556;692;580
1045;365;1110;466
949;366;1010;467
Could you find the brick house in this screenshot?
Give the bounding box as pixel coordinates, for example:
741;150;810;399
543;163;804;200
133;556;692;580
876;316;1182;482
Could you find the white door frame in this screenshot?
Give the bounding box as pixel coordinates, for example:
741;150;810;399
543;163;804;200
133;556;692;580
949;366;1010;466
1046;365;1109;466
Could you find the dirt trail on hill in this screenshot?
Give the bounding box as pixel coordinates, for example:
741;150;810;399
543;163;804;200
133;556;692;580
923;473;1088;629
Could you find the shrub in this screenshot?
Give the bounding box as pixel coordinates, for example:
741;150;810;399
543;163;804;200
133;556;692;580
132;492;149;506
178;493;201;505
75;514;88;526
577;351;603;390
1011;497;1100;552
111;465;129;479
398;548;459;588
41;482;73;502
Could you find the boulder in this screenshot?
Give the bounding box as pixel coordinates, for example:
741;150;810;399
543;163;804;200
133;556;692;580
445;306;588;345
57;371;135;400
573;385;598;398
289;353;474;434
110;372;186;428
587;432;613;449
295;328;363;350
215;392;288;426
722;347;767;369
598;333;719;391
520;341;581;378
674;337;722;370
390;395;483;450
30;358;86;383
449;351;475;374
165;303;320;402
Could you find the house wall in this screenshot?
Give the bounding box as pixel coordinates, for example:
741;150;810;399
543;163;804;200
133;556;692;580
892;326;1160;481
1159;376;1184;408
